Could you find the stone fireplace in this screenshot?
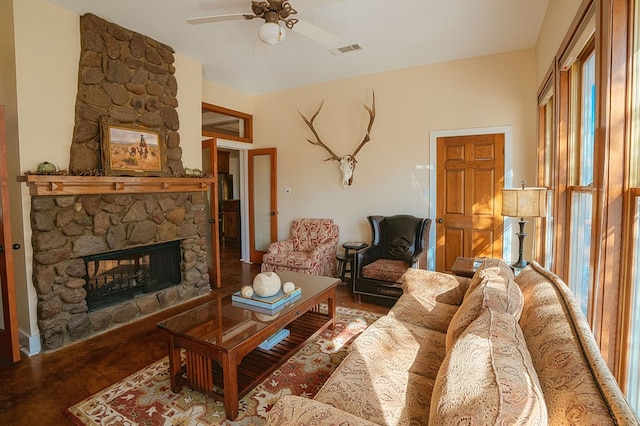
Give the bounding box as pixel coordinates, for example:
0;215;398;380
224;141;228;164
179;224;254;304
31;192;211;351
24;14;213;351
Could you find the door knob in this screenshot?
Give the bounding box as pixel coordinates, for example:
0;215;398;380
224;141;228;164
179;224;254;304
208;219;216;224
270;211;277;216
437;218;444;224
12;243;20;250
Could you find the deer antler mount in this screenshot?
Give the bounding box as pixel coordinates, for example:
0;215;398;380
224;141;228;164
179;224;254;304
298;91;376;187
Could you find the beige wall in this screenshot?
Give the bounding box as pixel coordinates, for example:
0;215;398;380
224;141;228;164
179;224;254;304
535;0;584;87
203;80;254;114
251;49;538;248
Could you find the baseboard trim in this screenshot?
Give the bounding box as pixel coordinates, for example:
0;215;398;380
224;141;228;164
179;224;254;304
19;330;41;357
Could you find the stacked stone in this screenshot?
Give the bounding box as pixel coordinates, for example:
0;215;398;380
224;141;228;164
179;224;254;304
31;192;210;351
69;13;184;176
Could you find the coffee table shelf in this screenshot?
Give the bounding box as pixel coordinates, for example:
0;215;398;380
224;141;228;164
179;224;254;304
210;309;330;396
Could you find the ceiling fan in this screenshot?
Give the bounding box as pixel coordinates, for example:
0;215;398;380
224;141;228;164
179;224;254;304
186;0;341;47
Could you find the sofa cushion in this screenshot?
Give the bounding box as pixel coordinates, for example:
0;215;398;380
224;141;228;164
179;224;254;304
402;268;471;306
349;315;446;379
516;262;639;424
388;294;458;333
266;396;380;426
430;308;547;425
315;350;434;425
445;259;523;351
394;269;470;332
362;259;408;283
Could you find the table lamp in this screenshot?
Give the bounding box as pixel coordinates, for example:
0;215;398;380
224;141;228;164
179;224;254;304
501;181;547;269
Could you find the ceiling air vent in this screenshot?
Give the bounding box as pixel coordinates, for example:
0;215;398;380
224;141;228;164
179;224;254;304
329;43;363;56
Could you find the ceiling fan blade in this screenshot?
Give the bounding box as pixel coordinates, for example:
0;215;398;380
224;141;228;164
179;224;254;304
292;19;339;47
186;13;250;25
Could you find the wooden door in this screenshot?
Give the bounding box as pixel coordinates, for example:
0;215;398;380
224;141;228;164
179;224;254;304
248;148;278;264
0;105;20;362
202;139;221;288
436;133;505;272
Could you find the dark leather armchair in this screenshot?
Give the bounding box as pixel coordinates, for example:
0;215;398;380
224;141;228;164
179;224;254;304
353;215;431;303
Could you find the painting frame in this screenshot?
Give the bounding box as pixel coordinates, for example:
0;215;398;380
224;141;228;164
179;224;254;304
100;117;168;177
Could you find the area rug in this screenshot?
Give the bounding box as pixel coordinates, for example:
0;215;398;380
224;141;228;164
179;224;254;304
64;305;381;425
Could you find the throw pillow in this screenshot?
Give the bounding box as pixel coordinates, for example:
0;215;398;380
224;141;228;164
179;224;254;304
445;261;523;352
430;309;548;425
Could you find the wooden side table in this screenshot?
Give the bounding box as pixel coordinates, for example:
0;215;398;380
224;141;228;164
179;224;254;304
337;242;368;284
450;256;482;278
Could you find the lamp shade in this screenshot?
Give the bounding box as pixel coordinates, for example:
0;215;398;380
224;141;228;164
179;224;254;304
258;22;285;45
501;187;547;218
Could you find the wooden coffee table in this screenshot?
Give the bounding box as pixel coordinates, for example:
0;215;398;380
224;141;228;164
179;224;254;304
157;271;340;420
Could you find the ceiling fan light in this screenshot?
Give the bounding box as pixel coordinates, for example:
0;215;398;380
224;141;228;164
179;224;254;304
258;22;285;45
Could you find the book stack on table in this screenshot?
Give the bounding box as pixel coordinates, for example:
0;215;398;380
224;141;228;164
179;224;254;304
231;287;302;315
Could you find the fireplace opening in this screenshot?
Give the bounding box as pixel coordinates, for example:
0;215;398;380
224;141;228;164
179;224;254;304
83;241;182;312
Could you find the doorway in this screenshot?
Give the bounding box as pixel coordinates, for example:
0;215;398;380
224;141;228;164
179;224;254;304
429;127;513;272
201;103;254;269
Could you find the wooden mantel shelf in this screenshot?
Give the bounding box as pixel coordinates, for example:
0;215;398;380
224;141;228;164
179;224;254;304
19;175;215;196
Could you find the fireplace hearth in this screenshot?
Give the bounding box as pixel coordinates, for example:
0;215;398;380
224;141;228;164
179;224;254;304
83;241;181;312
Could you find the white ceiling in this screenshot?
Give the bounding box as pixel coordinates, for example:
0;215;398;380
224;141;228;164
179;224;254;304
44;0;549;95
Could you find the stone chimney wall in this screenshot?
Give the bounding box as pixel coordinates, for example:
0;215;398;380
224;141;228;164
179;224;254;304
69;13;184;176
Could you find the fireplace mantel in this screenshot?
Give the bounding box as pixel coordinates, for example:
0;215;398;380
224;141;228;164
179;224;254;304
19;175;215;196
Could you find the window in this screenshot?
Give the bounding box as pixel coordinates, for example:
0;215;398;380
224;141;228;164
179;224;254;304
537;73;555;269
624;0;640;411
626;191;640;411
566;43;596;317
543;0;640;402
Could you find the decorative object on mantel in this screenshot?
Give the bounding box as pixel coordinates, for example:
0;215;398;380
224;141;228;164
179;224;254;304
184;167;204;177
36;161;58;174
100;117;167;177
298;91;376;187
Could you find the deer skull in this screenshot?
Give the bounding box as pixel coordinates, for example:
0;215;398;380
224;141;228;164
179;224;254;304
339;155;356;187
298;91;376;187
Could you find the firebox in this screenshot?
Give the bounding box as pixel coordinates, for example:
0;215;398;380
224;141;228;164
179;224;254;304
83;241;182;312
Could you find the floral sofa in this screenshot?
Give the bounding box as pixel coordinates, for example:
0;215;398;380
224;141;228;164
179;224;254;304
261;218;339;277
266;259;639;425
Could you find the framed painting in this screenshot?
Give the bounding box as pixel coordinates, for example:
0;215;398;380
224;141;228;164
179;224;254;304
100;117;167;176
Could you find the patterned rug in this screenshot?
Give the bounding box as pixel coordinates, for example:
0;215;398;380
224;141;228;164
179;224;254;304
64;305;381;425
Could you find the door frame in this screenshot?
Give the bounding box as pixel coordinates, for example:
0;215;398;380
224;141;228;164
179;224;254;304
201;138;221;288
216;139;252;262
0;105;20;362
248;148;278;264
428;126;514;270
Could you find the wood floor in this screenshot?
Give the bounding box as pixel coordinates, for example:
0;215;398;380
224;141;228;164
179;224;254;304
0;241;390;425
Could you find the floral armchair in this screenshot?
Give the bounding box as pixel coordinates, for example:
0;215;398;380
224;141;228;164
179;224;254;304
261;218;339;277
